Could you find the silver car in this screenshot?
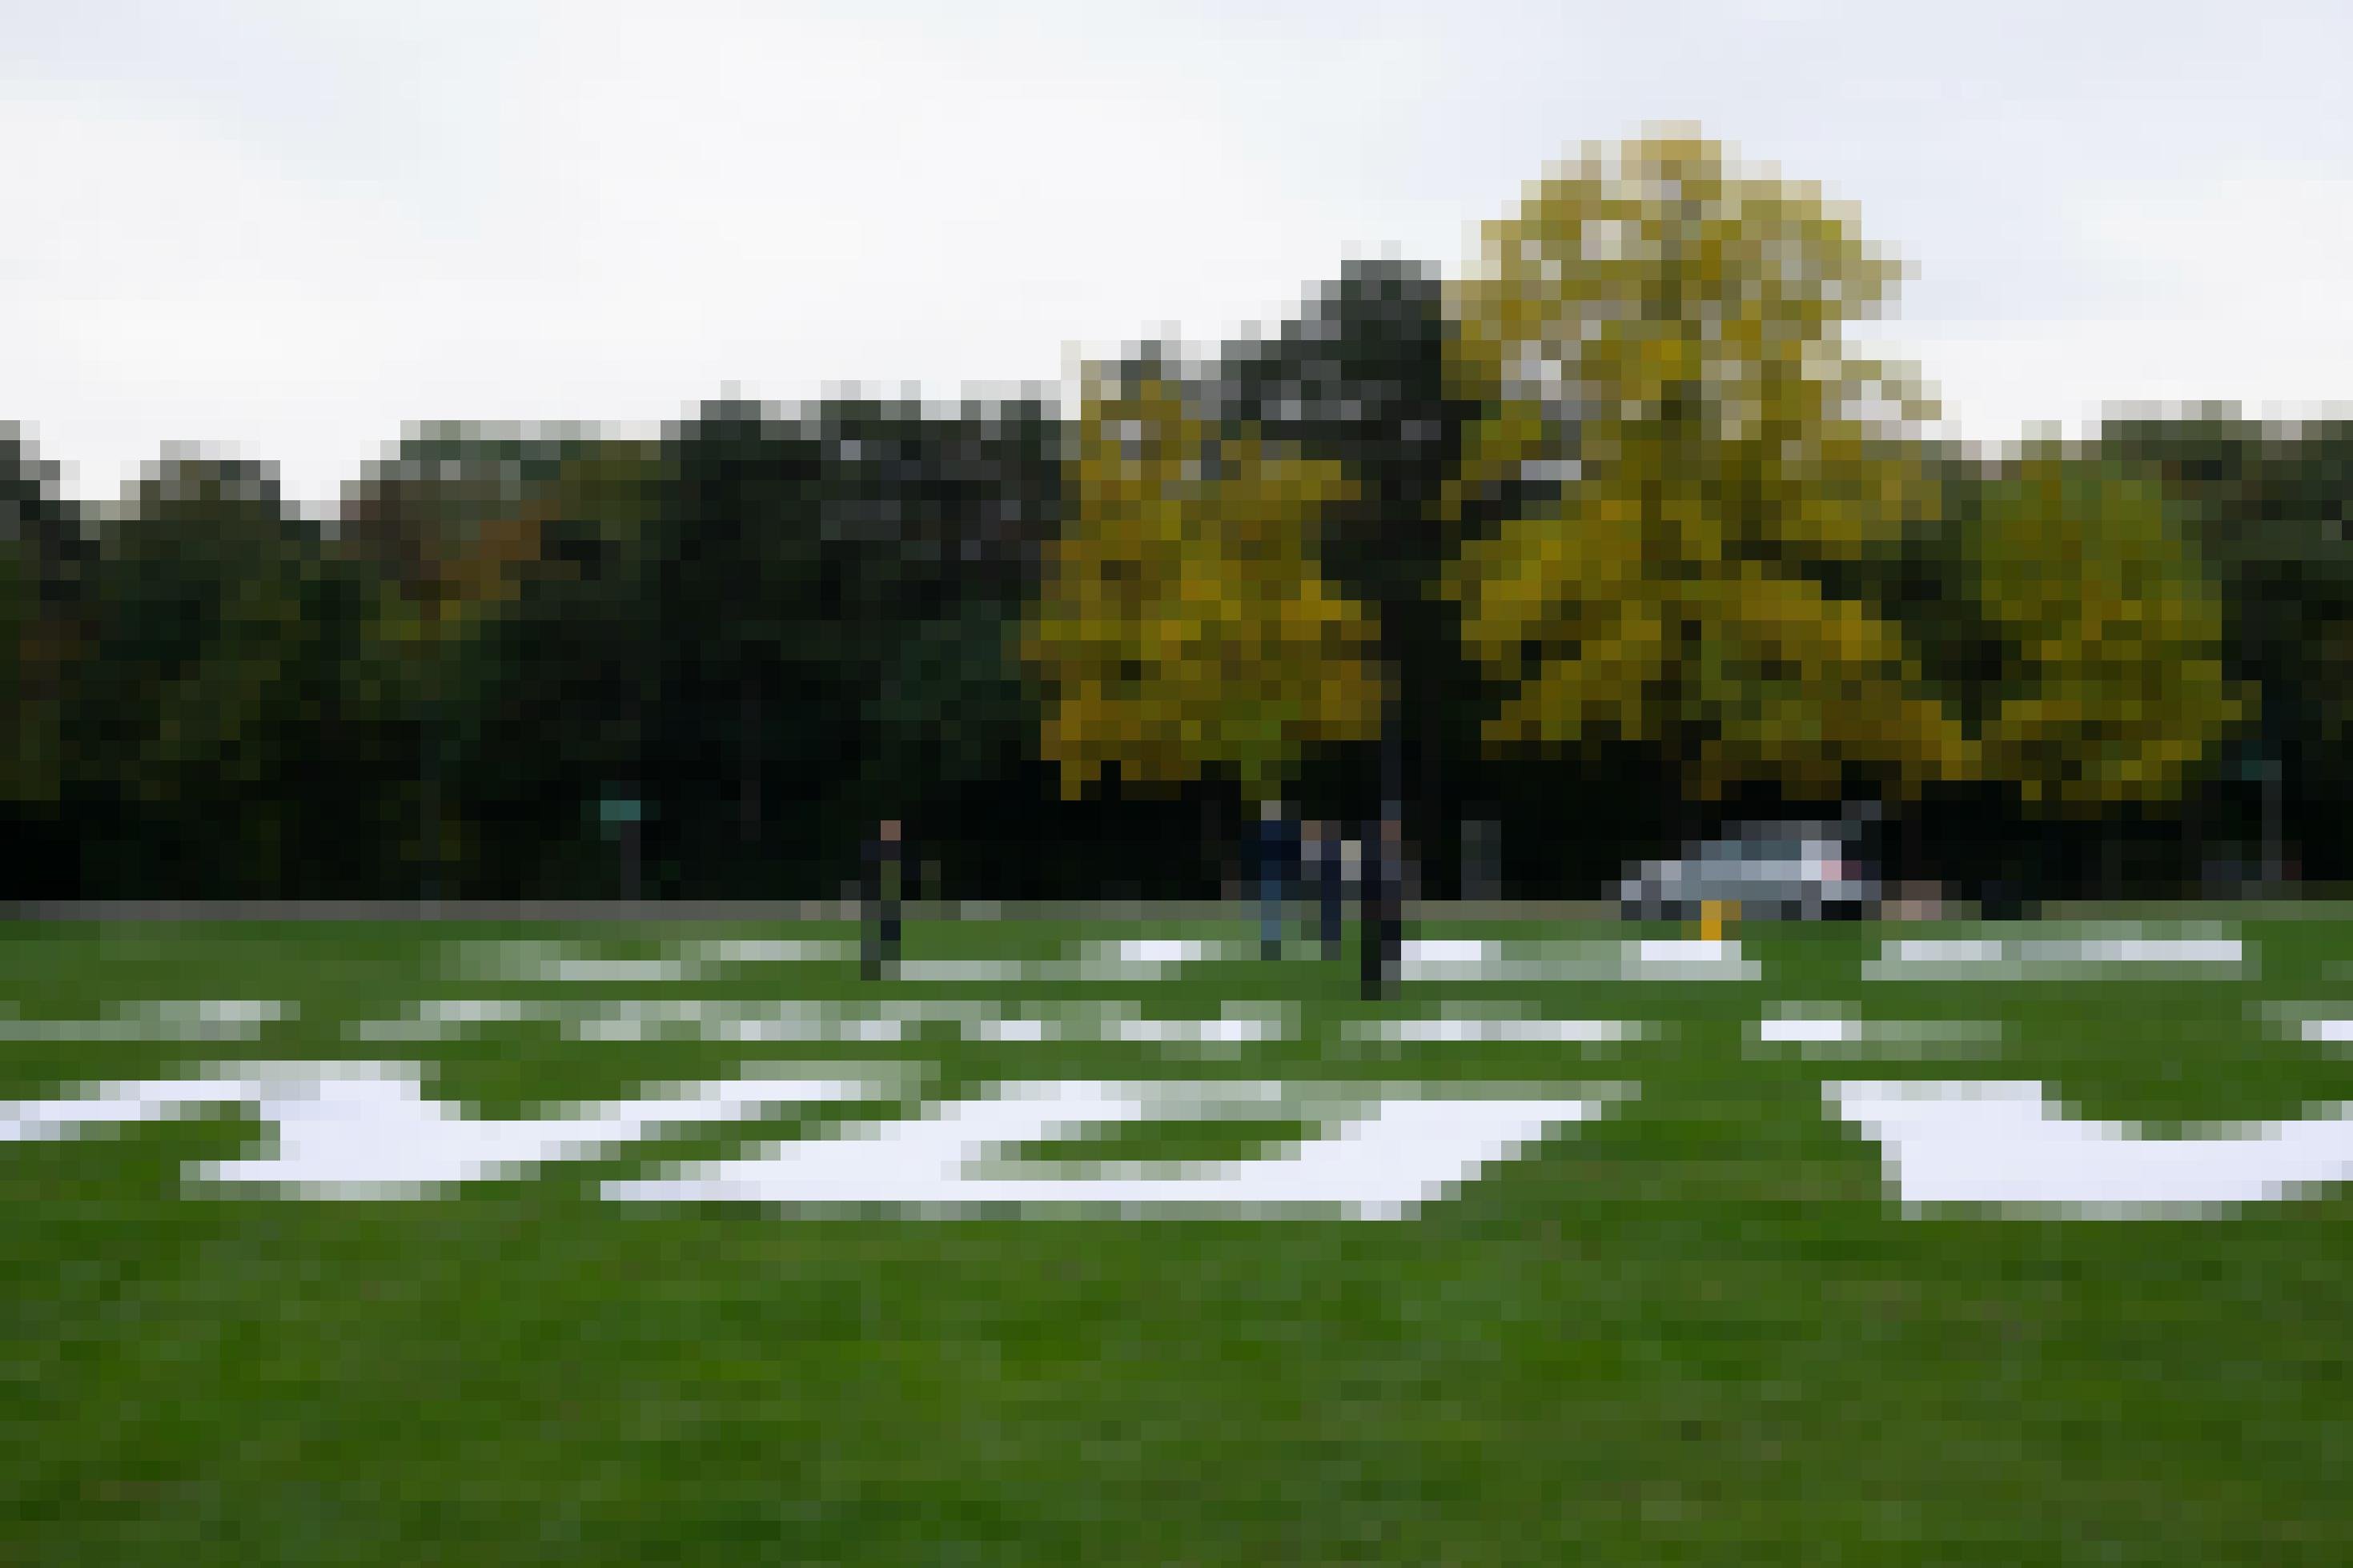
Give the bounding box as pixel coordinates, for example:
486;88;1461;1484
1618;821;1881;922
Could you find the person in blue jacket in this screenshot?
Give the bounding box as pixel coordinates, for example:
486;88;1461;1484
1248;799;1299;960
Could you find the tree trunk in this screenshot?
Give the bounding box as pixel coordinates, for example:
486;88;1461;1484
2182;783;2204;898
1204;789;1234;903
739;672;761;846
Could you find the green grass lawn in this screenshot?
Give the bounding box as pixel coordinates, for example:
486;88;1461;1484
4;908;2352;1563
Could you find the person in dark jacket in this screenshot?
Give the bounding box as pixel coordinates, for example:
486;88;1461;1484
1379;813;1407;989
1305;818;1344;959
1359;808;1400;1001
862;818;906;981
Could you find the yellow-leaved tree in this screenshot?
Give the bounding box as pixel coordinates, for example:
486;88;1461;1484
1022;359;1386;802
1442;127;1975;805
1969;449;2245;814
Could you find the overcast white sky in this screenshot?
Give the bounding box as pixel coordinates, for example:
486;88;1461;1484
6;0;2350;516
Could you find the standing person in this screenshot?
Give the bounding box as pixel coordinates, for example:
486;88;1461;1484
1249;799;1299;960
1299;816;1319;953
1378;811;1407;993
1307;819;1344;959
862;817;905;981
1359;809;1388;1001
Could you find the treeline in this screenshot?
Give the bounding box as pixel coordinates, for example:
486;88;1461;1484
6;131;2350;904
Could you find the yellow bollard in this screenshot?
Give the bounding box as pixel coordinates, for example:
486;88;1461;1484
1698;900;1728;942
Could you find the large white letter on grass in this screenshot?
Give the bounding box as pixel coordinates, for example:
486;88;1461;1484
1829;1081;2353;1217
604;1081;1624;1219
1;1063;906;1198
2;1068;1610;1214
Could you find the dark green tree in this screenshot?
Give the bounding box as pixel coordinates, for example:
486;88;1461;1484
1211;258;1496;889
